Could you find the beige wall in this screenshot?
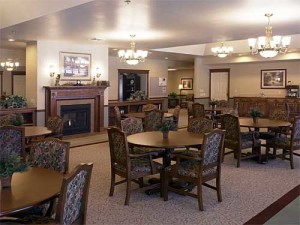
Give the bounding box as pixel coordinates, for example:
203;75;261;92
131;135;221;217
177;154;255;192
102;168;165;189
167;69;194;95
108;56;168;100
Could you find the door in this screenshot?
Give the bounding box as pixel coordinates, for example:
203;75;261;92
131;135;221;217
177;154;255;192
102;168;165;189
210;69;229;101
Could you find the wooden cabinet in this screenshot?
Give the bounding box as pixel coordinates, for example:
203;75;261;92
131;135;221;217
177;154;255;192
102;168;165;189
234;97;300;120
108;99;165;126
0;107;37;126
122;75;141;101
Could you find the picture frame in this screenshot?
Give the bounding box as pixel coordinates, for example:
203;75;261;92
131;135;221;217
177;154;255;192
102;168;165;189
181;78;193;90
261;69;286;89
60;52;91;81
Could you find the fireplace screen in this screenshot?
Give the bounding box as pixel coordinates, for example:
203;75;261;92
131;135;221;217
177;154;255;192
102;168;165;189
61;104;91;135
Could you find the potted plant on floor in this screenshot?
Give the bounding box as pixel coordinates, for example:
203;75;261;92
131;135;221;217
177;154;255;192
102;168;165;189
248;107;263;123
0;154;29;188
156;120;177;139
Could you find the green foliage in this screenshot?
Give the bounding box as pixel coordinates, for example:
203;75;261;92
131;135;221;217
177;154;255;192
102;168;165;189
209;99;218;106
10;114;24;126
155;120;177;132
0;95;27;109
248;107;263;117
0;154;29;176
129;90;148;100
168;92;177;98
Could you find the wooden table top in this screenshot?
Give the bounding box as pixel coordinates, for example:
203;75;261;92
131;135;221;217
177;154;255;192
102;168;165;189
25;126;52;138
127;130;204;149
124;112;173;119
239;117;291;128
0;167;63;216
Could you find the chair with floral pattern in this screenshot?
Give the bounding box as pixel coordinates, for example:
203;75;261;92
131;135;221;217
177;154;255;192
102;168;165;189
114;106;122;128
266;115;300;169
163;129;225;211
172;105;181;130
46;115;63;139
142;103;158;112
221;114;261;167
16;163;93;225
107;127;163;205
144;109;164;132
0;125;25;158
192;103;206;118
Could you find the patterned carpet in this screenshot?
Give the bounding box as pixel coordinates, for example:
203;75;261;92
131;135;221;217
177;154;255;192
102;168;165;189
68;142;300;225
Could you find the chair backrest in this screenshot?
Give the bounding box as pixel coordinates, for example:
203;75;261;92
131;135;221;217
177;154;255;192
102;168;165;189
144;109;164;131
216;100;229;107
220;114;240;143
187;102;194;118
47;115;63;136
269;109;289;121
114;106;122;128
0;125;25;158
192;103;205;118
173;105;181;129
291;116;300;150
107;127;130;172
187;117;213;134
0;114;14;126
186;94;194;102
200;129;225;173
121;117;144;135
142;104;158;112
30;138;70;173
55;163;93;225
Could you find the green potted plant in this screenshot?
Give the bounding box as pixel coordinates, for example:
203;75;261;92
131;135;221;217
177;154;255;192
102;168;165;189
10;113;25;126
168;92;177;99
209;99;218;108
0;95;27;109
248;107;263;123
0;154;29;188
155;120;177;139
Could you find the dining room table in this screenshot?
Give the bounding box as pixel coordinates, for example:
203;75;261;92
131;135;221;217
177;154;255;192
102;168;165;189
24;126;52;144
239;117;291;131
0;167;63;217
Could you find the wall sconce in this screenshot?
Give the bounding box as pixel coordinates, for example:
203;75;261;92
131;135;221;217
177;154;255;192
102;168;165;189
96;67;101;78
49;65;55;77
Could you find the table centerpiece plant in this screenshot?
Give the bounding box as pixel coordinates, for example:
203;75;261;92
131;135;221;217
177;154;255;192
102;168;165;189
248;107;263;123
209;99;218;108
0;154;29;188
155;120;177;139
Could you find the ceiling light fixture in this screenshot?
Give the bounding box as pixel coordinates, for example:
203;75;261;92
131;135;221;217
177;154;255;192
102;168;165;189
1;59;19;71
211;42;233;58
248;13;291;58
118;34;148;65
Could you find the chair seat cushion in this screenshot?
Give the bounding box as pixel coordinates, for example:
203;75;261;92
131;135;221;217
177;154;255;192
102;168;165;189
267;136;290;149
166;160;216;179
259;131;276;140
172;149;201;159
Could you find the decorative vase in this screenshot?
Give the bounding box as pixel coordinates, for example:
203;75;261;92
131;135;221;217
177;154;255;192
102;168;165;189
162;131;169;139
252;117;258;123
1;175;12;188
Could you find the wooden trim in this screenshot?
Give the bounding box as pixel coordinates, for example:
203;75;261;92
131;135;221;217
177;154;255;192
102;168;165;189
209;68;230;100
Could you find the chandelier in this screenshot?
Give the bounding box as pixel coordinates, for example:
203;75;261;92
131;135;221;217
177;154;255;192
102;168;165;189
248;13;291;58
118;35;148;65
211;42;233;58
0;59;19;71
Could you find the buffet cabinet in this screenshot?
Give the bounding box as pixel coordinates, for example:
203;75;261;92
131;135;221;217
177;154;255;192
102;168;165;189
233;97;300;120
108;99;165;126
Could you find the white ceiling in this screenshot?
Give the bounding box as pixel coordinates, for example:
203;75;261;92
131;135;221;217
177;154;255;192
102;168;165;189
1;0;300;63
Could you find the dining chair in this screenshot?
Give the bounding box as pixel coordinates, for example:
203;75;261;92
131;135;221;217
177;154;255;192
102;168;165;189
172;105;181;130
0;125;25;158
107;127;163;205
114;106;122;128
13;163;93;225
144;109;164;131
220;114;261;167
46;115;63;139
192;103;206;118
266;115;300;169
142;103;158;112
163;129;225;211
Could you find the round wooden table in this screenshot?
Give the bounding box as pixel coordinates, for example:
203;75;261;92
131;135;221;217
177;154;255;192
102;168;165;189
25;126;52;139
0;167;63;217
124;112;173;119
239;117;291;130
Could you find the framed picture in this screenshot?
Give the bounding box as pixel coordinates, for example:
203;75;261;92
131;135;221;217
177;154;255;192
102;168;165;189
181;78;193;90
60;52;91;81
159;77;167;86
261;69;286;89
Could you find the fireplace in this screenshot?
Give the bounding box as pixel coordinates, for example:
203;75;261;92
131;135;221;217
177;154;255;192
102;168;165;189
61;104;91;135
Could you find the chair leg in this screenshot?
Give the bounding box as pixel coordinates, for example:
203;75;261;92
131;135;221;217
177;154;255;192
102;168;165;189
221;147;225;163
216;177;222;202
109;171;115;197
160;172;164;198
163;170;169;201
197;182;204;211
290;150;294;169
138;177;144;188
236;149;241;168
125;178;131;205
257;146;262;164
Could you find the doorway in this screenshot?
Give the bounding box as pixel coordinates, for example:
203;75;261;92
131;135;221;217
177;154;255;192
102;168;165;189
209;69;230;101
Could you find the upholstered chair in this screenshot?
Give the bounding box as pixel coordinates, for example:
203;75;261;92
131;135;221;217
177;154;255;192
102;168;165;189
46;115;63;139
266;115;300;169
142;104;158;112
187;101;194;124
163;129;225;211
14;163;93;225
172;105;181;130
220;114;261;167
144;109;164;132
0;125;25;158
107;127;163;205
0;114;14;126
114;106;122;128
192;103;206;118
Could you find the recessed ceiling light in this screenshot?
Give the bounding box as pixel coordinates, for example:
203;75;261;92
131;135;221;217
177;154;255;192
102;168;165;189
113;48;118;51
8;38;15;42
90;38;103;41
165;57;168;60
168;68;177;71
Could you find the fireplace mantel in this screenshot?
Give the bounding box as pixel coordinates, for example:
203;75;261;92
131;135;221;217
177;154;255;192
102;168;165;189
44;85;108;133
